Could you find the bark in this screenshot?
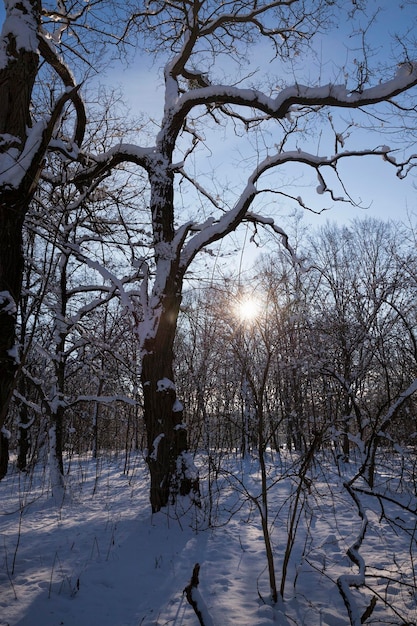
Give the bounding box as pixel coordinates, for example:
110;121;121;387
0;0;41;473
51;404;65;477
17;401;30;471
0;26;39;140
138;150;200;512
0;430;9;480
50;249;70;480
140;267;198;512
183;564;214;626
0;200;26;475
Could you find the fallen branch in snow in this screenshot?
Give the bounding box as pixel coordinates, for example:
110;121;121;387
337;483;370;626
360;596;377;623
183;563;214;626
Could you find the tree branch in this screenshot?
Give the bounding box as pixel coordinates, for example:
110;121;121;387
38;35;86;147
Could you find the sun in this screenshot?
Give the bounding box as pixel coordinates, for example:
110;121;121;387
235;297;260;322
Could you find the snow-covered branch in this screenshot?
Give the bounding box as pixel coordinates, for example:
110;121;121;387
171;63;417;132
244;212;294;256
378;377;417;434
68;394;138;407
178;144;400;270
72;144;154;189
337;484;369;626
64;241;138;315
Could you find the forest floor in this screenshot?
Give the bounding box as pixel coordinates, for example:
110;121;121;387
0;450;416;625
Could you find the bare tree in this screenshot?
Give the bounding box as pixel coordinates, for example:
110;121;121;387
2;1;417;511
0;0;127;475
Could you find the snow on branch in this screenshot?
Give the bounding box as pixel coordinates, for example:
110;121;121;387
378;377;417;434
175;63;417;122
0;122;46;189
337;484;370;626
180;178;257;269
179;144;398;271
183;564;214;626
0;86;84;191
273;62;417;115
73;144;154;189
244;211;294;257
69;395;138;407
64;242;136;315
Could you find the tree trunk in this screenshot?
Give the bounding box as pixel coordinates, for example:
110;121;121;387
0;430;9;480
17;402;30;472
0;0;41;473
141;287;198;513
48;418;65;497
0;201;25;476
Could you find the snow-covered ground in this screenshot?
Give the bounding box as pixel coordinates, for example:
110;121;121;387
1;451;416;625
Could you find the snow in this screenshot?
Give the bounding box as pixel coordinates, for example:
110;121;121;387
150;433;165;460
0;291;17;315
173;61;417;127
156;378;176;392
1;426;11;439
0;122;45;189
0;0;39;70
173;399;184;413
1;451;416;626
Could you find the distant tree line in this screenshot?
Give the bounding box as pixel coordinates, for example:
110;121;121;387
177;219;417;476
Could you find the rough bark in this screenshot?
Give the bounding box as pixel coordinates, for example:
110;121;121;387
0;430;9;479
0;0;41;474
0;200;26;475
138;149;200;512
141;285;197;512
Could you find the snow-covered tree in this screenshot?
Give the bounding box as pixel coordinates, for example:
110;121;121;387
2;1;417;511
0;0;111;477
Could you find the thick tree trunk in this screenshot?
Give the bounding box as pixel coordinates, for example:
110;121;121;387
51;404;65;477
141;288;198;513
0;0;41;475
0;202;25;475
0;430;9;480
139;152;201;512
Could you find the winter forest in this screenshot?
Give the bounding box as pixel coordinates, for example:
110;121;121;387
1;1;417;625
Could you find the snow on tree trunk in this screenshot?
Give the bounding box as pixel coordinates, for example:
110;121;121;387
48;421;65;500
140;278;198;513
16;402;30;472
137;150;200;512
0;0;41;469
